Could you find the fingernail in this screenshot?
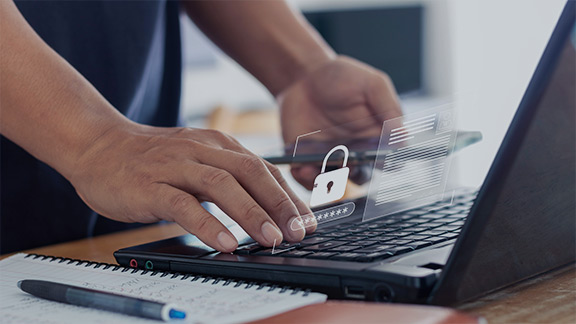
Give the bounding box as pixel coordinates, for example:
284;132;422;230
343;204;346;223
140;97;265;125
303;213;317;227
287;216;306;240
289;216;306;231
290;213;316;230
261;222;283;245
217;231;237;251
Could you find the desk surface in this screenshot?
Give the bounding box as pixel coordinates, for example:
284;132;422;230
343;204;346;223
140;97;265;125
10;222;576;323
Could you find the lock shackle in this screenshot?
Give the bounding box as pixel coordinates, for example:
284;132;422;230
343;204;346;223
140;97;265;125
321;145;349;173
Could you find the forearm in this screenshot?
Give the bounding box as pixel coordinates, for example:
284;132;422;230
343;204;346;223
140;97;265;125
182;0;336;96
0;0;133;180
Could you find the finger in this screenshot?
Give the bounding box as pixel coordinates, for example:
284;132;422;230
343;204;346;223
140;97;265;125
195;148;306;242
207;140;313;238
154;184;238;253
264;160;317;236
173;163;284;247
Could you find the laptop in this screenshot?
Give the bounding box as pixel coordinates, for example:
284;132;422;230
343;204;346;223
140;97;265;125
115;1;575;306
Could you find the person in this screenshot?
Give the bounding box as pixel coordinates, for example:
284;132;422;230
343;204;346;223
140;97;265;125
0;0;402;254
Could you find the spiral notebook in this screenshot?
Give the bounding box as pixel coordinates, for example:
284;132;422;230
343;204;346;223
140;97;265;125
0;254;326;324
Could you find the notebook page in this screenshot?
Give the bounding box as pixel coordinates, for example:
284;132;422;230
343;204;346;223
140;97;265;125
0;254;326;324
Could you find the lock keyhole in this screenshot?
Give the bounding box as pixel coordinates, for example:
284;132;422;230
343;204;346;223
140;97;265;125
327;181;334;193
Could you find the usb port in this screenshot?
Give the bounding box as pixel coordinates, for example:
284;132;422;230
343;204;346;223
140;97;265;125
345;286;365;299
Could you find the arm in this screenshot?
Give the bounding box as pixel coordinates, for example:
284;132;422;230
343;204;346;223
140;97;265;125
182;0;335;96
183;0;403;187
0;0;127;179
0;0;313;252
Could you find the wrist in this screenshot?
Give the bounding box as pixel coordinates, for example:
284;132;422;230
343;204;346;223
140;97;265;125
272;48;336;97
59;117;141;183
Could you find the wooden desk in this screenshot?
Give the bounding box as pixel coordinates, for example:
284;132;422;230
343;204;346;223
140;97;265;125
8;222;575;323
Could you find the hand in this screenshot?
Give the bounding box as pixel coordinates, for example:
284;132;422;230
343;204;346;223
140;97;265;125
277;56;403;189
69;123;315;252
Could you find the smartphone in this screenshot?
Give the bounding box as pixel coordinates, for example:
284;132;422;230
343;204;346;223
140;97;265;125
263;130;482;165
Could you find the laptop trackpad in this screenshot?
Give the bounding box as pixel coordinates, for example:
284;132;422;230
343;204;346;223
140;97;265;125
392;243;454;268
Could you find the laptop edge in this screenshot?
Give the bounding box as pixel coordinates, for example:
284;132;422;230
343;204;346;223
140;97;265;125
430;0;576;305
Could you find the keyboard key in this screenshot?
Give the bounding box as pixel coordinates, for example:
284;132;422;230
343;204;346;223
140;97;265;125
353;245;396;253
427;222;451;229
303;241;346;251
234;243;264;255
389;231;413;237
443;215;467;221
440;232;459;239
379;227;404;233
276;242;301;249
456;195;476;202
354;223;381;230
419;230;448;236
311;228;337;235
385;246;413;255
451;205;472;211
359;231;383;237
407;225;435;232
434;225;461;232
332;224;354;230
420;213;448;219
328;245;360;252
397;214;417;220
307;252;337;259
374;218;402;225
356;252;394;262
386;222;415;228
384;239;412;246
322;231;351;238
343;235;366;241
366;227;392;233
375;235;397;242
405;218;430;224
424;236;450;244
401;234;431;241
407;241;433;250
348;240;379;247
280;250;313;258
448;220;466;227
300;236;333;246
252;249;278;256
342;227;366;234
330;252;365;261
406;210;429;216
435;209;462;215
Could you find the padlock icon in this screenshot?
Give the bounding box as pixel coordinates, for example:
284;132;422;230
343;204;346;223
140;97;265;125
310;145;350;207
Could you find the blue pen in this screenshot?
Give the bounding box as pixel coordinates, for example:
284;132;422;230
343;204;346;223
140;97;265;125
18;279;187;321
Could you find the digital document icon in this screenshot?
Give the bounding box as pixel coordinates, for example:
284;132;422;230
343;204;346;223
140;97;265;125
310;145;350;207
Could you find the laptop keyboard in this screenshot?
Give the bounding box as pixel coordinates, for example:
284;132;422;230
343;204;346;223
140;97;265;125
233;191;476;263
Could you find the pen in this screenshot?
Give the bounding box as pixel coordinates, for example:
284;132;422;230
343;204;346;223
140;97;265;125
17;279;187;322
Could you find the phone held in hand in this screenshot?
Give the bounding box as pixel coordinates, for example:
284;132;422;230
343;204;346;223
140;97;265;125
263;131;482;166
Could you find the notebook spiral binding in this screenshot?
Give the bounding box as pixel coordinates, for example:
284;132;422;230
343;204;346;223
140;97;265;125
25;254;311;296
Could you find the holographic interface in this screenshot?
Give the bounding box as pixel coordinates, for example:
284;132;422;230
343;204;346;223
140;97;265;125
289;105;460;228
363;105;457;222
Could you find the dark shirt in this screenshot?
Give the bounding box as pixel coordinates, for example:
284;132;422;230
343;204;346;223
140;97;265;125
1;0;182;253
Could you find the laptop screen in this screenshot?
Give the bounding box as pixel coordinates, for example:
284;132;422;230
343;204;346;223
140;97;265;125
430;1;576;305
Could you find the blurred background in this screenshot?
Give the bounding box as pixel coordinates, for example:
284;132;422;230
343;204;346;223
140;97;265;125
179;0;566;194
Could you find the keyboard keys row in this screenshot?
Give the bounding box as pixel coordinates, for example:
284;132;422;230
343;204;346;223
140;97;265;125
231;191;473;262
